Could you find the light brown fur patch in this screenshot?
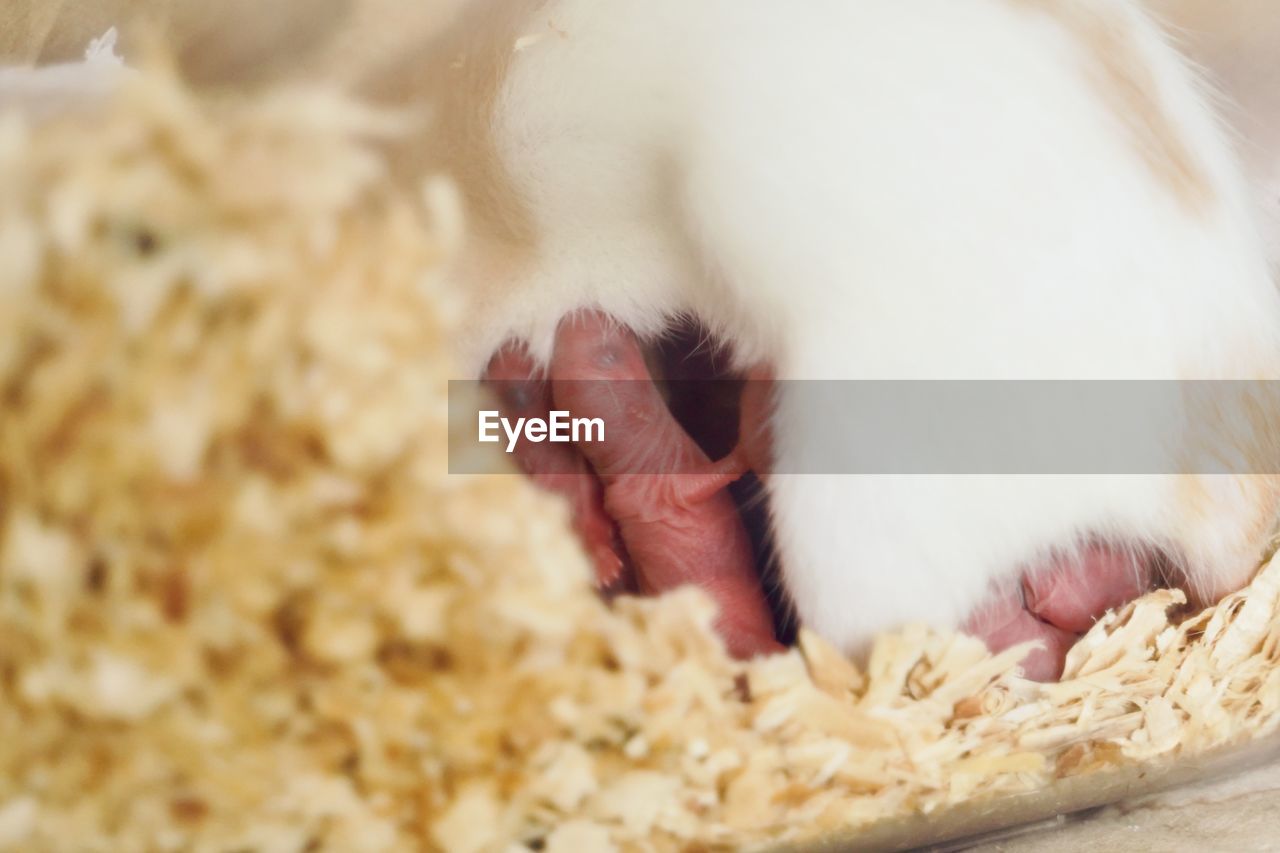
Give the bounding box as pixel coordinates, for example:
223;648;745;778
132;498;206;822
1012;0;1214;212
1176;368;1280;602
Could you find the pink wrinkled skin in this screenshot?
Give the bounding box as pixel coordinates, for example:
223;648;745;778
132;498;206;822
486;314;1157;677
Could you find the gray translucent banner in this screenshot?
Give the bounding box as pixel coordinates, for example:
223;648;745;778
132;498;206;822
447;380;1280;475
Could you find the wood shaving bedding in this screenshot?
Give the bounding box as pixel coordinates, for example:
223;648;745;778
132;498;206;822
2;69;1280;853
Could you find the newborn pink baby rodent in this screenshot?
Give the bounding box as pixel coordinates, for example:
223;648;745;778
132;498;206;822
434;0;1280;679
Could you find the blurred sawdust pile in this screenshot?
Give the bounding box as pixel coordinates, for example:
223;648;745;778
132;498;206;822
4;70;1280;853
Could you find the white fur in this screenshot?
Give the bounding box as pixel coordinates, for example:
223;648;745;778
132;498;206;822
456;0;1280;654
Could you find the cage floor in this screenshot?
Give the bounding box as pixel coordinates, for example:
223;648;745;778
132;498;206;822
787;732;1280;852
976;756;1280;852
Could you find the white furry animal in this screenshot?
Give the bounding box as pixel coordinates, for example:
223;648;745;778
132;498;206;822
5;0;1279;656
436;0;1280;655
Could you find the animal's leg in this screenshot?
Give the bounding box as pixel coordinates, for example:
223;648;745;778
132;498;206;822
547;312;781;657
963;543;1158;680
484;345;629;592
